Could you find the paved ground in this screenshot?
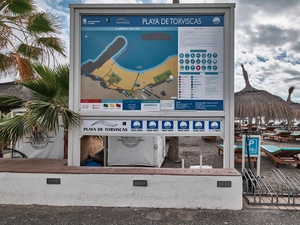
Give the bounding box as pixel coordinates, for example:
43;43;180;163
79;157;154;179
163;135;300;188
0;204;300;225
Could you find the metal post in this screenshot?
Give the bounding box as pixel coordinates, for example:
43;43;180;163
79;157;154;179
243;128;251;170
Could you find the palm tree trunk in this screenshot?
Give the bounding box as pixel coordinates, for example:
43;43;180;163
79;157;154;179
167;137;179;161
63;127;68;159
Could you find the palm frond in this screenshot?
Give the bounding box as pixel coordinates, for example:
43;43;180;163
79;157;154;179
53;64;70;94
27;12;60;34
18;43;42;60
0;115;27;144
0;95;25;106
0;1;66;80
37;37;66;57
28;63;69;97
4;0;34;15
0;25;10;48
20;79;58;99
60;107;82;128
0;53;15;71
31;63;56;82
25;101;59;132
10;53;34;80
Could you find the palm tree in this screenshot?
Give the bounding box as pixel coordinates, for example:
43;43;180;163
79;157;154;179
0;64;81;158
0;0;66;80
0;110;7;157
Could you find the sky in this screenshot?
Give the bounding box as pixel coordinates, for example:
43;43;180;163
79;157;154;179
29;0;300;103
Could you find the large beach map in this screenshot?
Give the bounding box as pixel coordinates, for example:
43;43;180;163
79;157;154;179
81;30;178;101
80;15;224;111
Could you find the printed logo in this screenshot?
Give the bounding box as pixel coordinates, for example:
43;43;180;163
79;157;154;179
25;132;53;150
147;120;158;129
193;121;205;130
91;120;118;127
208;121;221;132
213;17;220;25
117;136;145;148
116;18;130;24
131;120;142;129
162;120;174;131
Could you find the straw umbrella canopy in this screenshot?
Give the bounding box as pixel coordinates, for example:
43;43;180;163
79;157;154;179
234;64;295;124
286;86;300;119
0;81;32;113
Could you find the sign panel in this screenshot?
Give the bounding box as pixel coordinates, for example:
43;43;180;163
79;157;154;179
81;119;222;135
80;15;224;112
242;135;261;176
242;136;260;157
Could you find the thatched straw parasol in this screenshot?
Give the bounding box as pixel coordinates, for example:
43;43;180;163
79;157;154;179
234;64;295;123
286;86;300;119
0;81;32;113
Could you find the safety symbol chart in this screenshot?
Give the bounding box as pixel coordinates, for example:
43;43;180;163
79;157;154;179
177;26;224;109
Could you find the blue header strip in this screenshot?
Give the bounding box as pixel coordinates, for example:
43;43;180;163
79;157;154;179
81;15;224;27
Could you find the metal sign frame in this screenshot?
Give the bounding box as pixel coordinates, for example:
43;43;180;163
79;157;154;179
69;4;235;167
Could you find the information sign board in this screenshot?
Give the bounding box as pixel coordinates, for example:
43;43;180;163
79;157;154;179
80;14;224;112
69;4;235;167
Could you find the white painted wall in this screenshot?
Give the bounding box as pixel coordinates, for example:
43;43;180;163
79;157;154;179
0;173;242;210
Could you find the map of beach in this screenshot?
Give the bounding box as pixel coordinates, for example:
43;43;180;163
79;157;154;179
81;30;178;100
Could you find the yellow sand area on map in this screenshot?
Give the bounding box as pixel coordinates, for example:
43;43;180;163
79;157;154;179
92;56;178;92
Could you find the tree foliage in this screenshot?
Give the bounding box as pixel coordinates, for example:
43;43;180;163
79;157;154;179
0;0;66;80
0;64;81;151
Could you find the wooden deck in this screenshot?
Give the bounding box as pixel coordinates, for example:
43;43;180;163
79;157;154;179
0;158;241;176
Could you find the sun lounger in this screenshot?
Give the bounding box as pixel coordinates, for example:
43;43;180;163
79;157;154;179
217;144;257;168
293;122;300;131
258;126;276;133
201;136;217;142
261;145;300;168
261;130;292;142
274;121;287;130
290;133;300;141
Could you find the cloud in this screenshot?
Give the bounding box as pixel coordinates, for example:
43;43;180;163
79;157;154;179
32;0;300;104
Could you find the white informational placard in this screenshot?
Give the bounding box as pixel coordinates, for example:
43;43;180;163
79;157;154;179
9;108;64;159
177;27;223;101
16;129;64;159
108;136;166;167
